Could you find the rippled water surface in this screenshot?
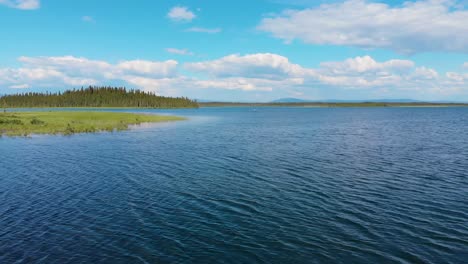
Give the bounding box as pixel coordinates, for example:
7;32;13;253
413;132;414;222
1;107;467;263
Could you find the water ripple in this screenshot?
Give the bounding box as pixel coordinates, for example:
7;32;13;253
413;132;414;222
1;107;467;263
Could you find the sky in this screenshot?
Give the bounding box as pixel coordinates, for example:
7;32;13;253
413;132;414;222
1;0;468;101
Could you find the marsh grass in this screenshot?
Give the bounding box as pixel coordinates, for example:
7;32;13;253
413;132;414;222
0;111;184;137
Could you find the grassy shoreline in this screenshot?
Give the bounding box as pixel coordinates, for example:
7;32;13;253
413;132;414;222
0;111;184;137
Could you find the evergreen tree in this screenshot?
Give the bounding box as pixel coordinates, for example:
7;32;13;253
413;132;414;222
0;86;199;108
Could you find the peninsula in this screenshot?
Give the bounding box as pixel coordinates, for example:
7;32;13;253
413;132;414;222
0;86;195;136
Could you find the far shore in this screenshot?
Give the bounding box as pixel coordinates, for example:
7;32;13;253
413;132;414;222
198;102;468;108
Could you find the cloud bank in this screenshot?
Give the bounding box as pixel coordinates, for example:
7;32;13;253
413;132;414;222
1;54;467;99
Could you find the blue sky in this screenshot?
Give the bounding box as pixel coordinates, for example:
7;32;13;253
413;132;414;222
1;0;468;101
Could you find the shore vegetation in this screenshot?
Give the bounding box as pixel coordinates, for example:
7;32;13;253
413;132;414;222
0;111;184;136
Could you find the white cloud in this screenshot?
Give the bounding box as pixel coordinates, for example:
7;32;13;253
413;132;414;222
167;6;196;22
9;84;30;89
19;55;110;69
446;62;468;82
185;53;310;79
0;67;99;88
117;60;178;77
193;77;303;92
122;76;287;93
313;56;440;89
258;0;468;54
18;56;112;77
165;48;194;56
319;56;414;74
122;76;180;95
0;0;39;9
82;16;95;23
17;56;178;78
446;72;468;82
411;67;439;80
186;27;222;34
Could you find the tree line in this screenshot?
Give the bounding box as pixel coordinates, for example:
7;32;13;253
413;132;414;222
0;86;199;108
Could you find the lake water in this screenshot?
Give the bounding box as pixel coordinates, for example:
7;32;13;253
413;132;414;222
1;107;467;263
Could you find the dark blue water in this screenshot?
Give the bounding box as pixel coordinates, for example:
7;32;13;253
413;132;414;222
1;107;467;263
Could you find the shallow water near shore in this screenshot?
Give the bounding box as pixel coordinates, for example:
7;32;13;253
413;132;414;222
1;107;467;263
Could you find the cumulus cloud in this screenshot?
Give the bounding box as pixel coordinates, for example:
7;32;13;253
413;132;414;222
446;72;468;82
165;48;194;56
167;6;196;22
122;76;182;95
312;56;445;89
17;56;178;78
18;56;112;77
411;67;439;80
0;0;39;9
186;27;222;34
117;60;178;77
258;0;468;54
446;62;468;83
193;77;304;92
319;56;414;74
185;53;311;79
0;67;98;88
122;76;282;93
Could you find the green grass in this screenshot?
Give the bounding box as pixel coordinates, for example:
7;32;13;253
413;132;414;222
0;111;185;137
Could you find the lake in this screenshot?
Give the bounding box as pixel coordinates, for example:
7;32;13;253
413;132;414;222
1;107;467;263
